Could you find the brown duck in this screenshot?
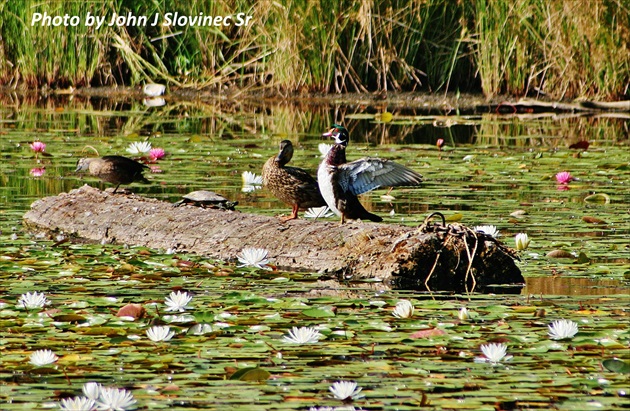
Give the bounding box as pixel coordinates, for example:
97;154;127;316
75;155;149;193
262;140;326;221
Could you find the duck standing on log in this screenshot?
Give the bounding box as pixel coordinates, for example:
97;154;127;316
262;140;327;221
75;156;149;194
318;124;423;224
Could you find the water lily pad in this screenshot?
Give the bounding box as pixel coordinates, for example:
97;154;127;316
582;216;607;224
51;314;87;323
117;303;145;319
445;213;463;222
584;193;610;204
575;252;590;264
546;250;574;259
602;359;630;374
301;306;335;318
229;367;271;381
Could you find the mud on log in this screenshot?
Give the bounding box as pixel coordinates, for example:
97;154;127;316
23;185;524;293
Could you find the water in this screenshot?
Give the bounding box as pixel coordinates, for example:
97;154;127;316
0;93;628;410
5;95;628;291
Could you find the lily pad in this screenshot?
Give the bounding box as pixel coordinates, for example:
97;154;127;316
602;359;630;374
229;367;271;381
584;193;610;204
301;306;336;318
546;250;575;259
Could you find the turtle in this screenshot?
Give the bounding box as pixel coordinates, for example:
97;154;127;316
173;190;238;210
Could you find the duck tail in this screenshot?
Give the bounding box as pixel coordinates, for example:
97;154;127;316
347;207;382;222
362;211;383;222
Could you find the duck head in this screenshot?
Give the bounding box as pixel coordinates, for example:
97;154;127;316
75;157;92;172
322;124;349;146
276;140;294;166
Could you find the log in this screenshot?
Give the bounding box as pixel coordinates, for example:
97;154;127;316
23;185;524;293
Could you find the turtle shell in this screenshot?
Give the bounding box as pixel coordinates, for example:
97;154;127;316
182;190;228;203
174;190;237;210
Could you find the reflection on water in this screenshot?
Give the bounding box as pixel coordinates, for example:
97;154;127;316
523;276;628;296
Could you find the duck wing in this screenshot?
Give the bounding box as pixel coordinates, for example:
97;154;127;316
283;165;318;185
337;157;423;196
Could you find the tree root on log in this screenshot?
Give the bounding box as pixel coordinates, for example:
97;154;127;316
391;213;522;292
23;185;524;293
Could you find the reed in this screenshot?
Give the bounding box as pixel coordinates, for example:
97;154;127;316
468;0;630;99
0;0;627;99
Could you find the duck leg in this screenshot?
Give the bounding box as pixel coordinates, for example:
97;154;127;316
112;184;121;194
280;204;300;222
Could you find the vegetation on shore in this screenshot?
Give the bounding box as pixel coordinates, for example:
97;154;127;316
1;0;628;99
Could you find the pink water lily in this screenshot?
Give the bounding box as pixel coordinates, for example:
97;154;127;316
555;171;573;184
29;167;46;177
30;141;46;153
149;147;165;161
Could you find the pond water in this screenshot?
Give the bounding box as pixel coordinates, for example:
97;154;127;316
0;93;628;410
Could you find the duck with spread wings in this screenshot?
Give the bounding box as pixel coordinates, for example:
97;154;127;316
317;124;423;224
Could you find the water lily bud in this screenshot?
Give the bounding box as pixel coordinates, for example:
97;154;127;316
515;233;531;250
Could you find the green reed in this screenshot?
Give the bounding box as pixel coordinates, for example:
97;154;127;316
0;0;628;99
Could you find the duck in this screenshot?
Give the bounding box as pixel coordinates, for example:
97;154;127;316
75;155;149;194
317;124;423;224
262;140;327;221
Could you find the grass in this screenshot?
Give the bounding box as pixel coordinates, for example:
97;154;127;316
0;0;628;99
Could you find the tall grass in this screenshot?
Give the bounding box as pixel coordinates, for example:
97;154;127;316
469;0;630;99
0;0;628;99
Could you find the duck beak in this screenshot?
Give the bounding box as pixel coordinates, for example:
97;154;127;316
322;128;335;137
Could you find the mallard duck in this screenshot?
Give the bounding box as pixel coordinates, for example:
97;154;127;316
75;155;149;193
262;140;326;221
317;124;423;224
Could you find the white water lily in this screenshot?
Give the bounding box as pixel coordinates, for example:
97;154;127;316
59;396;96;411
474;225;500;238
329;380;364;401
164;290;193;312
95;387;137;411
83;382;102;400
548;319;579;340
319;143;333;157
237;247;271;270
283;326;322;344
29;349;58;366
242;170;263;185
189;323;214;335
146;325;175;342
479;343;509;365
515;233;531;250
126;141;152;155
304;206;334;219
143;83;166;97
392;300;414;318
241;171;263;192
143;98;166;107
458;307;470;321
18;291;48;309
